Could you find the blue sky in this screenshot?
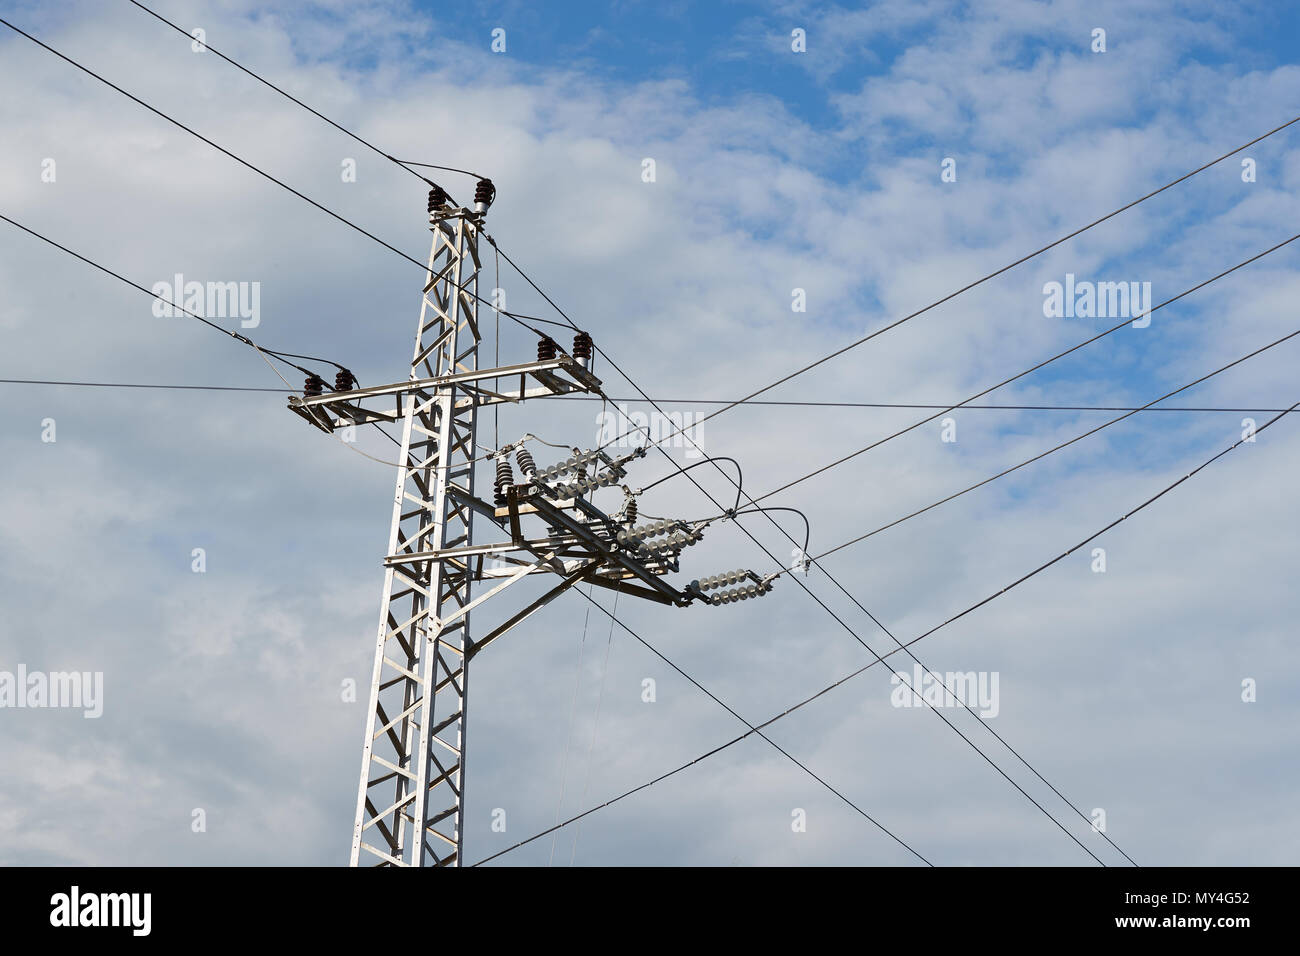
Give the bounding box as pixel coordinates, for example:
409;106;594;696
1;0;1299;866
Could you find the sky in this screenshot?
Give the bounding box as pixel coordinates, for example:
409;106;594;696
1;0;1298;867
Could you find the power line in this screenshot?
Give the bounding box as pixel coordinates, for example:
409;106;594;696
4;13;719;521
802;325;1300;566
0;16;950;862
5;125;1117;875
591;115;1300;456
489;228;1117;863
0;213;317;378
573;589;935;866
678;235;1297;867
0;378;292;393
390;158;489;180
123;0;481;191
453;93;1290;869
88;7;1134;861
0;215;421;465
466;122;1143;862
559;396;1300;414
1;376;1296;417
677;311;1300;536
480;387;1300;865
119;7;1279;868
0;16;565;343
751;233;1300;505
528;232;1295;870
70;8;1029;862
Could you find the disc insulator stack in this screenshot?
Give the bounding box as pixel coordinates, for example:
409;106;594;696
494;458;514;507
427;185;449;215
515;447;537;479
572;332;593;367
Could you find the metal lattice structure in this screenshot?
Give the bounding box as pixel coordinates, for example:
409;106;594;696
347;209;481;866
288;189;772;866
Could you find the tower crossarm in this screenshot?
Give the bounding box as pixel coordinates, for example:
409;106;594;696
288;357;602;433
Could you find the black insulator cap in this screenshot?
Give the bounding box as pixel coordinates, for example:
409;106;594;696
304;374;326;397
537;336;558;361
572;332;593;360
427;185;449;211
334;369;356;392
474;178;495;208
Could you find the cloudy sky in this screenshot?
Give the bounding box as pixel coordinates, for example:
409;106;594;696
2;0;1298;866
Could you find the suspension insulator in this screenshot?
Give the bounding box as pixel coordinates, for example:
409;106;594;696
625;497;637;525
494;458;514;507
641;530;696;554
474;178;495;211
537;337;558;361
334;369;356;392
542;449;600;481
427;185;449;213
515;447;537;478
710;581;771;603
698;569;751;592
572;332;593;367
304;374;326;397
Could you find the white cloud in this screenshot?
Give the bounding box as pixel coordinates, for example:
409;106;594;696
0;0;1297;866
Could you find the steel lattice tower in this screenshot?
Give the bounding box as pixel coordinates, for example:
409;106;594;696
288;187;773;867
348;208;482;866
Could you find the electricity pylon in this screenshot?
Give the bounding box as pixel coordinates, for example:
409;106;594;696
289;185;775;866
